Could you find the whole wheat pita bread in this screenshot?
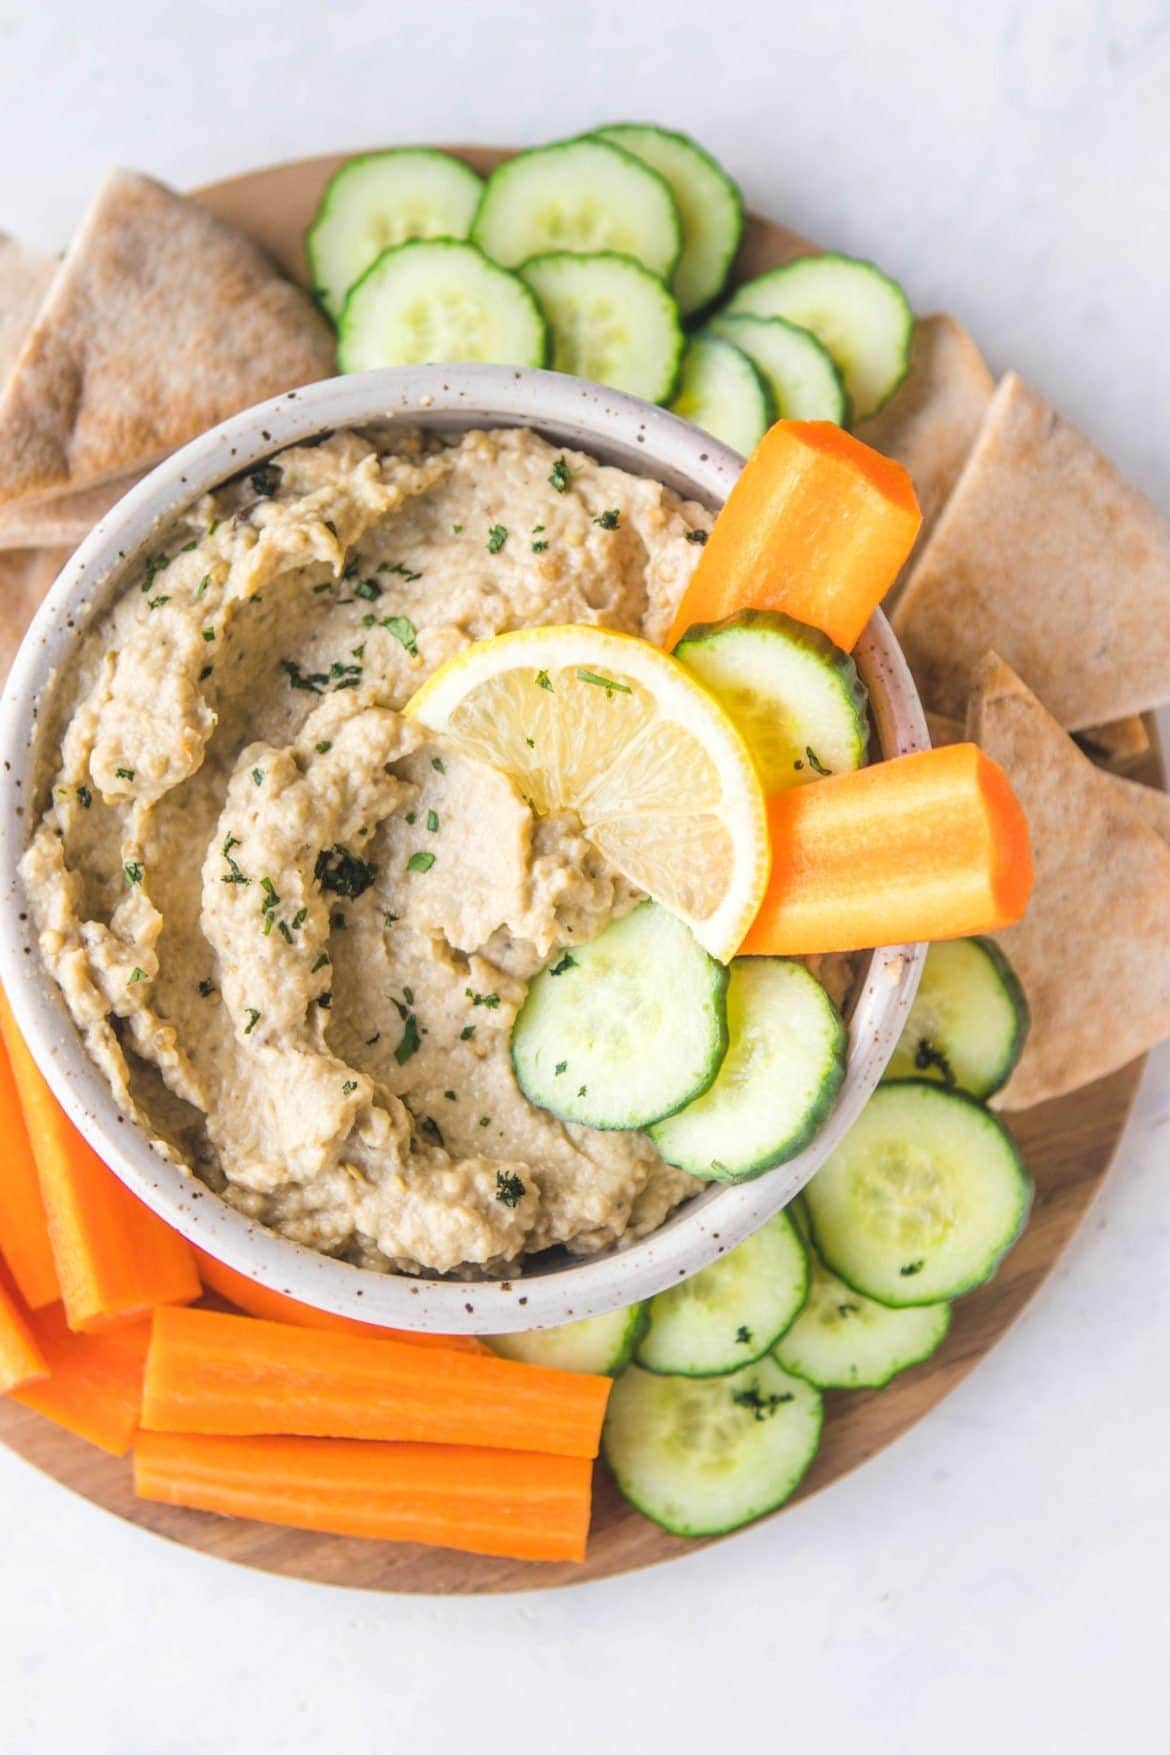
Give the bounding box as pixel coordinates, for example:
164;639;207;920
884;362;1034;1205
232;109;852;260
856;314;994;546
1074;715;1150;765
0;470;146;550
894;373;1170;730
0;233;56;389
1108;772;1170;845
967;654;1170;1108
0;546;73;682
0;169;336;507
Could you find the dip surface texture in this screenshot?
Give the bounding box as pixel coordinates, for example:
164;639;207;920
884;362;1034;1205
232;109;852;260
23;426;714;1276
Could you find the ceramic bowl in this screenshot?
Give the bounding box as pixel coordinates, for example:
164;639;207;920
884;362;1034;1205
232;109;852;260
0;365;927;1332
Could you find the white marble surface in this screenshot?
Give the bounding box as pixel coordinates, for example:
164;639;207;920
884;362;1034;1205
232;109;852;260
2;2;1169;1749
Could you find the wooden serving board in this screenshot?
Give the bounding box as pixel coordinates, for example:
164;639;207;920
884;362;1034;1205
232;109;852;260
0;148;1162;1595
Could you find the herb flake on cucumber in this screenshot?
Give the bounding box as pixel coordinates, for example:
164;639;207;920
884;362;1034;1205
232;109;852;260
884;937;1029;1098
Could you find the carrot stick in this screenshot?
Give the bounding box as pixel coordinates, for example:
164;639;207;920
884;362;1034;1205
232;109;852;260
0;1029;59;1308
134;1431;593;1563
194;1248;483;1353
12;1301;150;1455
0;990;201;1332
0;1266;48;1393
740;743;1033;955
142;1306;611;1459
666;420;921;653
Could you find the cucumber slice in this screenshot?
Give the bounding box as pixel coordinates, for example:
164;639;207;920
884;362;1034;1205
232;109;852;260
595;123;743;315
307;149;484;322
673;609;868;794
884;937;1030;1099
471;137;682;280
776;1200;950;1388
635;1211;809;1376
668;335;774;456
519;251;684;403
650;958;846;1183
804;1081;1032;1307
337;239;547;372
485;1304;648;1375
724;253;913;421
603;1357;822;1536
708;312;847;424
511;900;728;1130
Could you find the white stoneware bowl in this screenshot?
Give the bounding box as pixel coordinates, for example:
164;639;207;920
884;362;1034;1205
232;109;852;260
0;365;927;1333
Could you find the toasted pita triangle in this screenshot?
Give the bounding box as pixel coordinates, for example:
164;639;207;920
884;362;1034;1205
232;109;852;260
1109;772;1170;846
894;373;1170;730
0;546;73;682
0;169;335;506
856;313;994;546
0;233;57;391
967;654;1170;1108
0;470;146;550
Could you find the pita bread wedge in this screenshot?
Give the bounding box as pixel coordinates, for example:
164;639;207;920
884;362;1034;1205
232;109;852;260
0;233;56;389
925;710;964;747
1075;715;1150;765
1108;773;1170;846
0;546;73;682
0;470;146;550
0;169;336;507
856;314;994;545
967;654;1170;1108
894;372;1170;730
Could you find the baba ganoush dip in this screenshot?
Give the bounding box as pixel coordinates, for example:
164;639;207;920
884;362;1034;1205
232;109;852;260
22;425;719;1277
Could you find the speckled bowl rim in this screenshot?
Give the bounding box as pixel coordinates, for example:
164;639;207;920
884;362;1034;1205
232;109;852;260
0;364;927;1333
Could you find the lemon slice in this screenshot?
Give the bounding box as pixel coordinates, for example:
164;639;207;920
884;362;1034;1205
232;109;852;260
405;626;769;961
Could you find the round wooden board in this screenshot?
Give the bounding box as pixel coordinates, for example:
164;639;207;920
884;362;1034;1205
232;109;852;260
0;149;1162;1595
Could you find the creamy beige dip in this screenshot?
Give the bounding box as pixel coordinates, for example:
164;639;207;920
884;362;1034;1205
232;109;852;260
23;425;723;1277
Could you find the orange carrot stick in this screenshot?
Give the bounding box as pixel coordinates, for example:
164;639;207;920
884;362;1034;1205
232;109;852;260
667;421;921;652
134;1431;592;1563
740;743;1033;955
194;1249;483;1353
0;1029;59;1309
12;1301;150;1455
142;1306;611;1459
0;1266;49;1393
0;991;201;1332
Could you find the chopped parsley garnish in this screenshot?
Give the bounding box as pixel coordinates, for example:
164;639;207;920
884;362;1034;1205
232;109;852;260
735;1325;753;1346
405;813;416;825
685;528;708;545
291;907;308;929
382;560;423;583
403;986;414;1005
535;669;553;691
549;952;576;976
431;756;445;773
366;1033;381;1047
392;1014;421;1065
278;920;294;943
362;613;376;629
243;1008;261;1035
525;736;535;748
128;967;147;985
593;508;620;530
531;540;549;554
251;767;264;787
577;1084;587;1098
123;861;143;886
201;627;215;642
315;740;332;755
479;1115;491;1128
354;578;382;602
115;767;135;781
260;877;280;910
426;809;439;833
324;519;338;539
899;1260;926;1277
576;667;631;695
465;988;500;1009
486;524;508;554
407;850;436;874
451;523;463;535
313;842;377;898
342;557;360;580
554;1061;567;1076
459;1024;476;1041
281;658;329;694
341;1079;357;1095
382;910;397;927
196;574;210;599
495;1170;526;1207
351;642;365;659
147;595;170;610
249;464;281;498
76;784;92;808
179;540;198;553
140;552;171;592
914;1039;956;1086
311;952;330;974
804;746;830;777
220;832;249;885
381;615;418;655
731;1385;794;1421
548;456;570;493
197;978;215;997
330;658;362;690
